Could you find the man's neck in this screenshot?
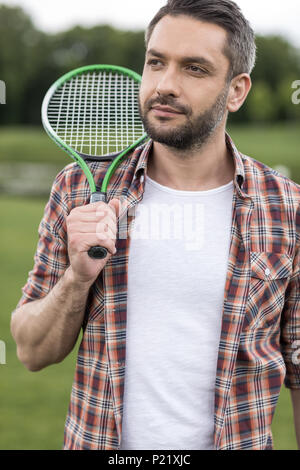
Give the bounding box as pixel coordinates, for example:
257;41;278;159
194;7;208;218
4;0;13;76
146;129;235;192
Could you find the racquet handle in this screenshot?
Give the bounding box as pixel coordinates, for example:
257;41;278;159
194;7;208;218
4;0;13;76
88;192;108;260
88;246;108;259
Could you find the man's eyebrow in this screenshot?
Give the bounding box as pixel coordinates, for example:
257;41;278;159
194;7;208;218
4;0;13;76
147;49;166;59
146;49;217;72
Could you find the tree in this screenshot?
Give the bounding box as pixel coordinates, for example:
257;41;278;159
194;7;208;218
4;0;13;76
1;5;300;125
229;34;300;124
0;5;42;123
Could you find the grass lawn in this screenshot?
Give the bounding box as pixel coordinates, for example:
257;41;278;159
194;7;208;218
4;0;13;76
227;121;300;184
0;126;64;164
0;122;300;183
0;195;80;450
0;123;299;449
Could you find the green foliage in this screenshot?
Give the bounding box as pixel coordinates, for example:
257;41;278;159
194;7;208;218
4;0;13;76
0;5;300;127
0;6;42;123
253;36;300;91
246;81;278;122
253;36;300;121
221;34;300;125
0;5;146;126
278;77;300;120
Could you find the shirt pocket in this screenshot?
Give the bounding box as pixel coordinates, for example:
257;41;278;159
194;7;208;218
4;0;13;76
243;251;293;331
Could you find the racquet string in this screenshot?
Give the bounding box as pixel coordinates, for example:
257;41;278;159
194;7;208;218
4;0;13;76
47;71;145;156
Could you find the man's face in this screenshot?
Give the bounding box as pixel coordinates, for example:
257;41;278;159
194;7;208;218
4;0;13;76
139;15;232;151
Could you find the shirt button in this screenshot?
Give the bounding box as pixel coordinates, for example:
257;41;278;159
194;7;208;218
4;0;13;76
265;268;271;276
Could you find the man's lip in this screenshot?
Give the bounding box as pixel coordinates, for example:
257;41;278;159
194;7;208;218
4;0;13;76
151;105;183;114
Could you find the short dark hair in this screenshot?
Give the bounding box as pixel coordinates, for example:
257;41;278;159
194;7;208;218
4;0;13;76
145;0;256;81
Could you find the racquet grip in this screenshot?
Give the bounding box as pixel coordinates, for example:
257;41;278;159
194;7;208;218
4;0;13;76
88;246;108;259
88;192;108;260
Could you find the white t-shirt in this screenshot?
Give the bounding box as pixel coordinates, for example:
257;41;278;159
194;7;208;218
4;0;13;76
119;174;234;450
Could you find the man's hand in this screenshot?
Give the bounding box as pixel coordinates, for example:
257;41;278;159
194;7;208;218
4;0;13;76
10;197;121;371
66;198;121;286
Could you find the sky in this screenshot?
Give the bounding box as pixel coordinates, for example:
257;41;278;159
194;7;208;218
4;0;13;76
2;0;300;48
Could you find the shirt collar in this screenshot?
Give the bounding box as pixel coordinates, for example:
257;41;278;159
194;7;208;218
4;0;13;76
132;132;250;200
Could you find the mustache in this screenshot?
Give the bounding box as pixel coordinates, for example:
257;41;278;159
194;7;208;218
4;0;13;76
144;96;190;115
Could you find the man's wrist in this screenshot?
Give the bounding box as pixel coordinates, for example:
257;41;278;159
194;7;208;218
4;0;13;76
64;266;94;292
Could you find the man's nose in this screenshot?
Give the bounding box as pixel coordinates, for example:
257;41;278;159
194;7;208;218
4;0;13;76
156;66;180;97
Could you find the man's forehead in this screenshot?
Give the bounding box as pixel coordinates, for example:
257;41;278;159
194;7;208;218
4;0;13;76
147;14;229;66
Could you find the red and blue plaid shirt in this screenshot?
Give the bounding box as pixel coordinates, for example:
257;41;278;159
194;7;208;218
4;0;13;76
16;133;300;450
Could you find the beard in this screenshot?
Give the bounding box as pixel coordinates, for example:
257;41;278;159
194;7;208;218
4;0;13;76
139;84;230;152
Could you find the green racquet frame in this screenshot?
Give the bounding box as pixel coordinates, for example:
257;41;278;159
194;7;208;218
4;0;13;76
42;64;148;259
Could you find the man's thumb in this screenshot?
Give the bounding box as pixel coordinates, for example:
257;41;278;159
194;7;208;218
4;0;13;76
108;198;122;217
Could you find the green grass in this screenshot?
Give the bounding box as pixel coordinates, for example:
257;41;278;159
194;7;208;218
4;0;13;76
0;126;65;164
272;387;297;450
1;123;300;183
0;123;299;449
0;125;142;165
0;195;80;450
227;121;300;182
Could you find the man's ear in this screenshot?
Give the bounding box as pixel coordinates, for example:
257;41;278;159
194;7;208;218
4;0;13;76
227;73;252;113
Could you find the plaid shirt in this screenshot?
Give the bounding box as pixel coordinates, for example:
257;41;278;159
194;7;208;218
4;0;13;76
16;132;300;450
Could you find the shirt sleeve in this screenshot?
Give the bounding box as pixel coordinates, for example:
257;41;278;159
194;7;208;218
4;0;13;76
281;203;300;390
13;168;70;311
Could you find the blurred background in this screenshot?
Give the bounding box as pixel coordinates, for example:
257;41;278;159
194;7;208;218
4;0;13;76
0;0;299;450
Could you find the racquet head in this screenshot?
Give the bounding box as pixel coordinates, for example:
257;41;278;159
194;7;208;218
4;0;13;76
41;64;148;260
42;64;147;192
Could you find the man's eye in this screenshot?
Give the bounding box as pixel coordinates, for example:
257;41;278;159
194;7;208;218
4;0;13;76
188;65;206;74
147;59;162;67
